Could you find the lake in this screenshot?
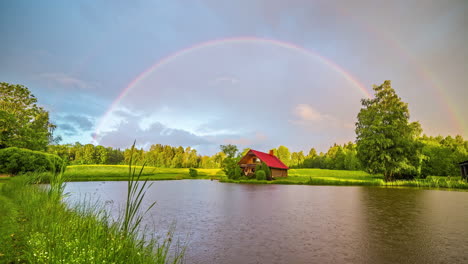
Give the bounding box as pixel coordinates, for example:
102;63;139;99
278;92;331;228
64;180;468;264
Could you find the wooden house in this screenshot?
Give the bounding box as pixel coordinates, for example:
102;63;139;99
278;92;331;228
238;149;289;178
460;160;468;180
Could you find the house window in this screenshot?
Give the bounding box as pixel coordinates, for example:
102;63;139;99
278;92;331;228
254;158;260;163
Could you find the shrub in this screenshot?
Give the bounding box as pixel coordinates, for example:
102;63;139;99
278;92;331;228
0;147;64;175
260;162;271;180
232;166;242;180
256;170;266;180
255;162;271;180
189;168;198;177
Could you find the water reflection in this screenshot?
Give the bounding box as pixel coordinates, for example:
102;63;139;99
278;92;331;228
64;181;468;264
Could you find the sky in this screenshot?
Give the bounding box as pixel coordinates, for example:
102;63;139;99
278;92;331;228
1;0;467;155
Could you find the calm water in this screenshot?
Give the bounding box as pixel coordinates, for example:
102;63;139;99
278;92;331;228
64;180;468;264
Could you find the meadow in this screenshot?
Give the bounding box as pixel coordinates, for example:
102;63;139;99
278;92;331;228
63;165;224;181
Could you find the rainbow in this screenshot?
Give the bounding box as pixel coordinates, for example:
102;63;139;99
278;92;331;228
93;36;371;140
334;6;466;136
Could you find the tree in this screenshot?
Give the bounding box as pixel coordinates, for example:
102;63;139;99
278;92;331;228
220;144;241;179
95;145;109;164
220;144;238;158
0;82;56;150
276;146;291;166
355;80;422;181
82;144;96;164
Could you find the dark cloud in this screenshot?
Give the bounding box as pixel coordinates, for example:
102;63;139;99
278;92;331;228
64;115;94;130
57;123;78;136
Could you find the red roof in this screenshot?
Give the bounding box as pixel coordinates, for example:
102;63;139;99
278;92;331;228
249;149;289;169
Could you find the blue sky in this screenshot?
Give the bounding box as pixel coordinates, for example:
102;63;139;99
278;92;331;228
1;0;467;154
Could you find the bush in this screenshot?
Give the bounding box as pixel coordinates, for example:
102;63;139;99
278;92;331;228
256;170;266;180
0;147;64;175
255;162;271;180
260;163;271;180
189;168;198;177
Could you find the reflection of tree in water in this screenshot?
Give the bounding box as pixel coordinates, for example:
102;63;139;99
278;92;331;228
360;187;443;264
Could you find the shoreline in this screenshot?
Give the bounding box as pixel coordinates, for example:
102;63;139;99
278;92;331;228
2;165;467;191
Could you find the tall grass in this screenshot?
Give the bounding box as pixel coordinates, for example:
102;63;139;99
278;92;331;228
122;143;156;236
0;143;185;263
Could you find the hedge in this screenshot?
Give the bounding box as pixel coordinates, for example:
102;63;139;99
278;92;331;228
0;147;64;175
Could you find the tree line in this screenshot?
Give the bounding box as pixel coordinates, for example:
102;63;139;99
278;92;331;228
45;136;468;177
2;81;468;178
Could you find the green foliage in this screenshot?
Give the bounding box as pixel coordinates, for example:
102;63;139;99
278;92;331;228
0;173;184;263
0;147;63;175
220;144;238;158
256;170;266;180
355;80;422;181
299;143;362;171
45;135;465;177
233;166;242;180
420;134;468;176
48;143;213;168
221;168;468;189
189;168;198;177
259;162;271;180
122;142;156;236
220;144;241;179
0;82;56;150
275;146;291;166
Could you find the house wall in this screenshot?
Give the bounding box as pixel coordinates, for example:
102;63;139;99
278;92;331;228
271;168;288;177
461;164;468;180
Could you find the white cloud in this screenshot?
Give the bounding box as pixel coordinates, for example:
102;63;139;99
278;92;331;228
290;104;353;130
293;104;324;121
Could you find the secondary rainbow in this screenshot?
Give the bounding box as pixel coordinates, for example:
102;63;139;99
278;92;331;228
94;36;371;139
334;5;465;136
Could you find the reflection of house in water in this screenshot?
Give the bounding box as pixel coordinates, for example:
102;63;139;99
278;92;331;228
460;160;468;180
238;149;289;178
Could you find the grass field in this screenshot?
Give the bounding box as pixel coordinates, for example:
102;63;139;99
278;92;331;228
63;165;224;181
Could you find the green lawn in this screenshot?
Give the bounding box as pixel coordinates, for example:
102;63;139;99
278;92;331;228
287;168;382;184
64;165;224;181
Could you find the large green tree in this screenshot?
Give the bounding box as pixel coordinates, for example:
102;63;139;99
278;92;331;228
0;82;56;150
220;144;241;179
355;80;422;181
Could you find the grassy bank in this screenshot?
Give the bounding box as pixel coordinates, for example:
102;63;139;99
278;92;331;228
0;174;183;263
221;168;468;190
6;165;466;190
63;165;223;181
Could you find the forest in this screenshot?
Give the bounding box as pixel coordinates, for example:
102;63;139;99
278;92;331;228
46;134;468;177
